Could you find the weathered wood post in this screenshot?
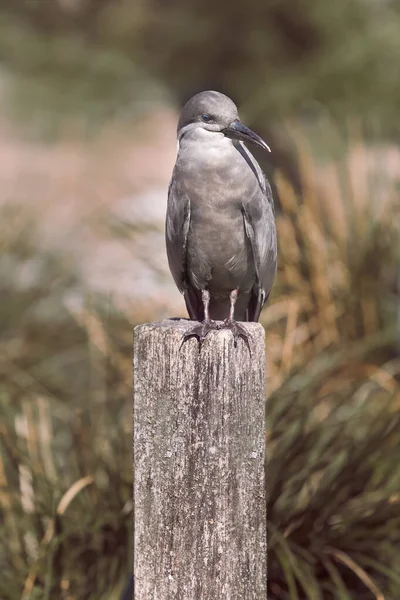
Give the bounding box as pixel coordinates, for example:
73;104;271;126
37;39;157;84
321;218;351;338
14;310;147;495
133;319;266;599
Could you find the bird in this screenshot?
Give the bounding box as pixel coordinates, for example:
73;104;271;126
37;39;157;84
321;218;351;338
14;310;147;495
166;90;277;344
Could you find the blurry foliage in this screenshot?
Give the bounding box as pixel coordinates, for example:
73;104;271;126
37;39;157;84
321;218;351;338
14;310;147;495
0;129;399;597
0;205;133;599
268;127;400;353
268;360;400;600
0;0;400;137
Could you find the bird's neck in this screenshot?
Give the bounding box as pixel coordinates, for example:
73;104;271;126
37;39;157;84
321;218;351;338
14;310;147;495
178;127;229;148
175;128;265;194
177;128;237;167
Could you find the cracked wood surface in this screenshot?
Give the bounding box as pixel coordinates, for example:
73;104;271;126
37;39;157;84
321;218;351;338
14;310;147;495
133;319;267;599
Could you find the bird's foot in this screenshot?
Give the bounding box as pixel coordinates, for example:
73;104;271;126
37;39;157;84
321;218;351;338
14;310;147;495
218;319;251;350
181;319;219;346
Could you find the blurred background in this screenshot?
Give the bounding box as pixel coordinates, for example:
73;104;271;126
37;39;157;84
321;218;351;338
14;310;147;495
1;1;400;599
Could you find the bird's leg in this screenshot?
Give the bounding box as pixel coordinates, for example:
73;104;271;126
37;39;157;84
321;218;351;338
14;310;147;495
182;289;219;345
227;288;238;321
202;288;211;322
218;289;251;348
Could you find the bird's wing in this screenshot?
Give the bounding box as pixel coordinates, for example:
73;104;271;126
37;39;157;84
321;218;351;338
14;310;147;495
242;177;277;321
165;178;204;320
165;176;190;293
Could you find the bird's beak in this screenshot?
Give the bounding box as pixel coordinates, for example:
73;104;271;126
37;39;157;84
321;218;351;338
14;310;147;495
222;120;271;152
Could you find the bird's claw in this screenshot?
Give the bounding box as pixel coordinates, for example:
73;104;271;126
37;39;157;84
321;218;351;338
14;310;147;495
218;319;251;351
181;320;219;347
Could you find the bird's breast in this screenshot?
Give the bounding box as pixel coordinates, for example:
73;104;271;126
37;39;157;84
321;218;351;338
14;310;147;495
183;178;256;293
187;215;254;295
174;137;262;293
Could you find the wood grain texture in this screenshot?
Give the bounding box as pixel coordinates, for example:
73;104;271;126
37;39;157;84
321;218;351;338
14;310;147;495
133;319;266;600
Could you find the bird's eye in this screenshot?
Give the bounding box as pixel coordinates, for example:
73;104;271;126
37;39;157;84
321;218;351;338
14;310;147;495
201;114;212;122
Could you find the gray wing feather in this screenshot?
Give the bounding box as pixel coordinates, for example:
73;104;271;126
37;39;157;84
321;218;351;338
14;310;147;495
243;177;277;321
165;177;190;293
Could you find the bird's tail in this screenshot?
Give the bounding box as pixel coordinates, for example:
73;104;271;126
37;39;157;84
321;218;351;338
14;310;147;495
184;286;204;321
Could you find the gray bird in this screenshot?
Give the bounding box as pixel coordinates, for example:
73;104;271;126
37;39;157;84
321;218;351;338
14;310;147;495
166;90;277;343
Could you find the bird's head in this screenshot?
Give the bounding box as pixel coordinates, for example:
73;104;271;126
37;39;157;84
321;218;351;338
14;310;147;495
177;90;271;153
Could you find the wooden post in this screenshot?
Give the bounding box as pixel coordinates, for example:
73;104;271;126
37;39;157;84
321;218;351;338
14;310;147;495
133;319;266;600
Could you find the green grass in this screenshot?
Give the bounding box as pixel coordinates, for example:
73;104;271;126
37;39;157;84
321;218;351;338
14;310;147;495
267;338;400;599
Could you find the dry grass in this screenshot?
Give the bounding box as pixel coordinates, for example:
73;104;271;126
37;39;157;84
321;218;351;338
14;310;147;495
0;119;399;599
262;125;400;393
